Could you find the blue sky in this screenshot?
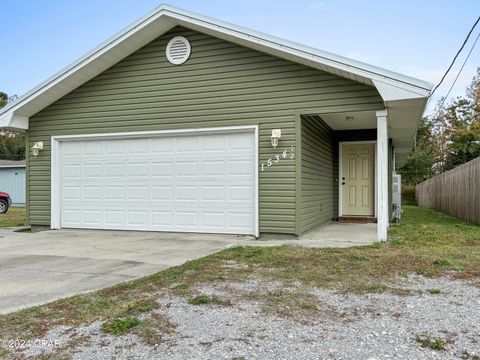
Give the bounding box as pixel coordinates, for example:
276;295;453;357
1;0;479;114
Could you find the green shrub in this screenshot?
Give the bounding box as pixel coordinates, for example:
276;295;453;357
402;185;417;205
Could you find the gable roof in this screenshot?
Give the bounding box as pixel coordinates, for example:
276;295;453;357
0;4;433;165
0;4;432;129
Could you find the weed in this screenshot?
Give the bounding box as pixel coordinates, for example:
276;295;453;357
428;288;441;295
0;347;9;357
0;207;25;228
101;317;141;335
121;299;157;316
187;294;232;306
433;258;454;267
132;313;175;345
415;335;445;350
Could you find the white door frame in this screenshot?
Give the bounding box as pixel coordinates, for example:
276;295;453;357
51;125;260;237
338;140;377;218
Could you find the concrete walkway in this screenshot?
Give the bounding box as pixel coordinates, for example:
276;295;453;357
253;222;377;248
0;228;248;314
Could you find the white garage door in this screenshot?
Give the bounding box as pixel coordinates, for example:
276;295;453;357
58;130;256;235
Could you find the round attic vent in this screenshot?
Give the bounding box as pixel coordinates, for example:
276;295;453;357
166;36;191;65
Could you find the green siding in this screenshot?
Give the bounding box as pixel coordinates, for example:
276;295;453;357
300;115;335;233
27;26;384;234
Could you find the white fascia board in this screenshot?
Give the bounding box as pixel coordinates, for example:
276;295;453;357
373;79;430;101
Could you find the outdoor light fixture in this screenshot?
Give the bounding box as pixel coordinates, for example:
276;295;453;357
271;129;282;149
346;116;354;122
31;142;43;157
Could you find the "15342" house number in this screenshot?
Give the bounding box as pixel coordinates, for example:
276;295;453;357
260;146;295;171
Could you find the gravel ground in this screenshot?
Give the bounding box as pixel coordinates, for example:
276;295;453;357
7;275;480;360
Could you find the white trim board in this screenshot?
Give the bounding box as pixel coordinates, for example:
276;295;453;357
51;125;260;237
338;141;377;218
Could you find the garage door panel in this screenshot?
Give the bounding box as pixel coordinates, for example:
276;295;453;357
229;160;255;176
151;162;173;177
152;186;173;200
127;139;149;154
176;212;198;227
84;164;103;178
84;186;102;200
202;185;225;201
128;163;149;177
127;211;148;225
62;208;81;225
105;210;124;225
62;186;81;200
228;133;254;150
62;164;81;178
201;160;226;176
201;135;225;151
62;142;82;157
84;210;102;225
151;211;172;226
59;131;256;234
151;138;173;153
175;161;198;177
105;140;125;155
176;186;198;201
84;141;103;155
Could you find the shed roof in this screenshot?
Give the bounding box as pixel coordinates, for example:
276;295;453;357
0;160;25;168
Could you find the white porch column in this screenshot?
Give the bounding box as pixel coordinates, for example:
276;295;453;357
376;109;388;241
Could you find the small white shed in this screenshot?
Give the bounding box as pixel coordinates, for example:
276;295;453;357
0;160;25;205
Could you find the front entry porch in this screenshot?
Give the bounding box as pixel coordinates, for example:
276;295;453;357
297;109;392;242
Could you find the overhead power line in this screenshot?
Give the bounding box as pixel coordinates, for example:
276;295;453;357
430;29;480;120
430;15;480;97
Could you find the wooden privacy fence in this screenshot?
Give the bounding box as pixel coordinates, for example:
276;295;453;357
416;157;480;224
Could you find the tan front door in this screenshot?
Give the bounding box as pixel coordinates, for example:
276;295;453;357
341;143;375;216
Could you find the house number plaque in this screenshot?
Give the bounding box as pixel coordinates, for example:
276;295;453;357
260;146;295;171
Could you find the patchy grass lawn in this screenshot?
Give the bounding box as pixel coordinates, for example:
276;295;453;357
0;207;25;228
0;205;479;344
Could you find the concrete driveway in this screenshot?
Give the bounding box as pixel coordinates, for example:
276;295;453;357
0;228;248;314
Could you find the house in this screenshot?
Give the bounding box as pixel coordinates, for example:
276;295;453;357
0;5;432;241
0;160;25;205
